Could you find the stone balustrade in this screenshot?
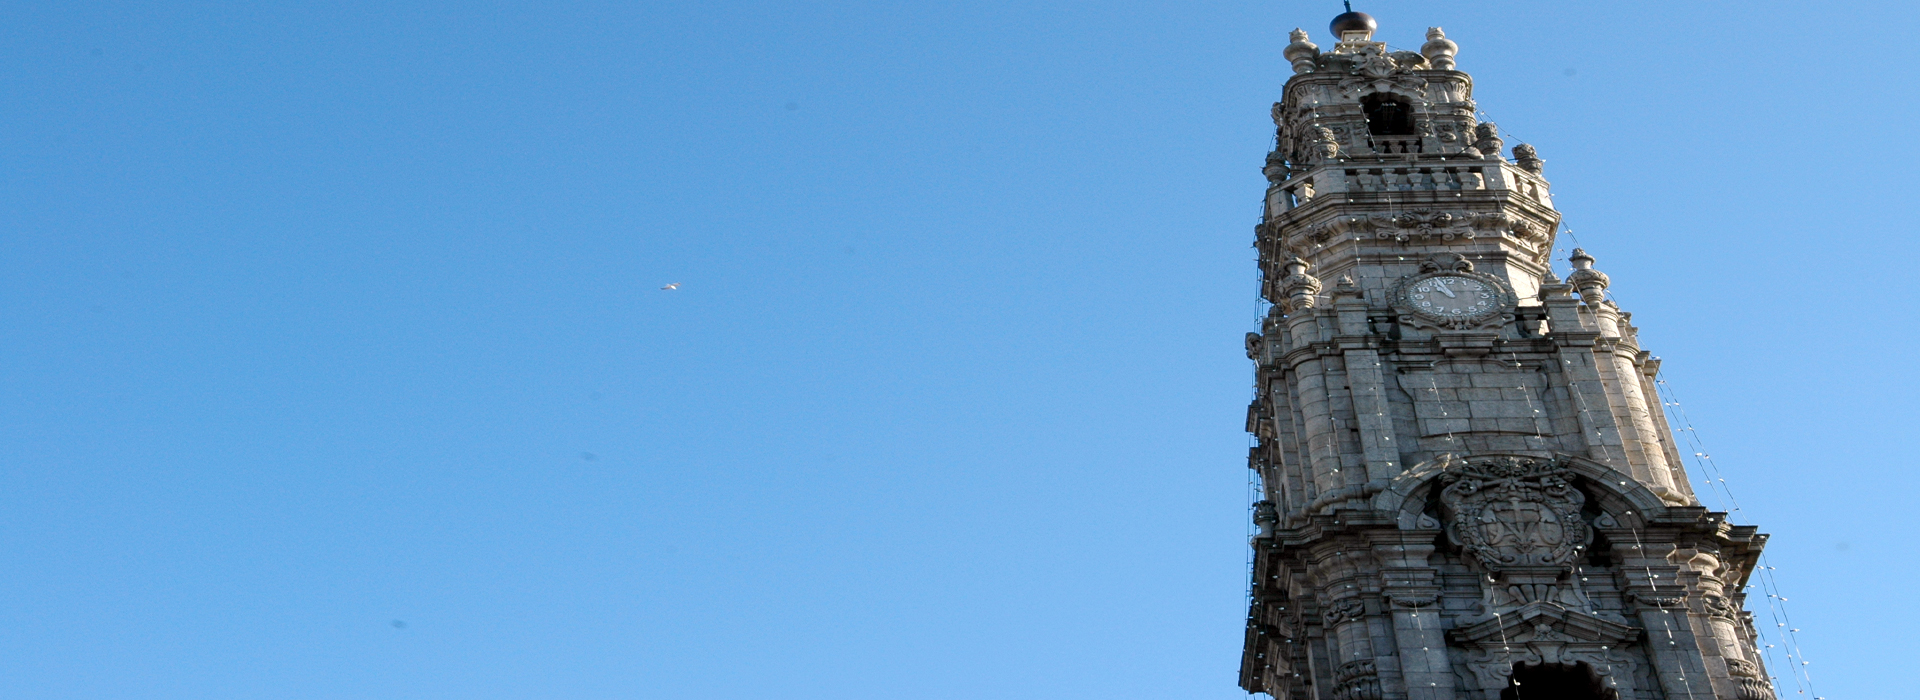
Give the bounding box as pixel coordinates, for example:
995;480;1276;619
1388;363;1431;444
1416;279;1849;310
1342;165;1488;193
1364;135;1423;154
1266;162;1552;219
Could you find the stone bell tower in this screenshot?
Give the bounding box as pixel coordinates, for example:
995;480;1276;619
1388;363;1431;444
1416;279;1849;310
1238;10;1774;700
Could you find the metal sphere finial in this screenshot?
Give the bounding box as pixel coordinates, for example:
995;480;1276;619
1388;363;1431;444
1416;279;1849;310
1329;7;1377;40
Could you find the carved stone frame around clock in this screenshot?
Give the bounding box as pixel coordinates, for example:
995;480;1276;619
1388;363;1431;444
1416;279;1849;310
1391;253;1518;331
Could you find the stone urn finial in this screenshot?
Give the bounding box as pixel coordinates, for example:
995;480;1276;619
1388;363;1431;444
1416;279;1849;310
1285;28;1321;74
1566;248;1610;304
1279;256;1324;312
1471;122;1503;160
1513;143;1544;174
1421;27;1458;69
1264;150;1290;183
1253;500;1279;539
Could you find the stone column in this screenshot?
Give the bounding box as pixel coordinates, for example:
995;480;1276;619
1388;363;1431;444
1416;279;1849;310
1264;309;1315;519
1332;287;1402;490
1636;354;1696;498
1285;332;1344;510
1542;281;1638;474
1372;533;1454;700
1592;306;1680;499
1281;263;1354;512
1615;541;1716;699
1315;544;1382;700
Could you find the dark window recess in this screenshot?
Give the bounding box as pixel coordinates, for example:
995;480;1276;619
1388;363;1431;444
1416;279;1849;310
1500;662;1619;700
1363;95;1416;135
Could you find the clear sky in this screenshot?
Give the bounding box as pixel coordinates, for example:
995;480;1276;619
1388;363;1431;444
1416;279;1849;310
1;1;1912;698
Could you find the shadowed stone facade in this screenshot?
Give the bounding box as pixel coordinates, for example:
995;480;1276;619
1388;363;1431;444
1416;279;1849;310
1238;13;1774;700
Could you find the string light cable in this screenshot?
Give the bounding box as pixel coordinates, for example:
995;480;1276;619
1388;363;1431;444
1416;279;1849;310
1551;224;1820;699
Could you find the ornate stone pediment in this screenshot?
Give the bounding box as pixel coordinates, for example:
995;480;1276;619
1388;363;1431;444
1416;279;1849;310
1320;46;1429;98
1438;455;1589;571
1448;604;1643;698
1448;602;1638;649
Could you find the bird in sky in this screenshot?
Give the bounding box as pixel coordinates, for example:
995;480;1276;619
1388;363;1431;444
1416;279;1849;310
660;282;680;290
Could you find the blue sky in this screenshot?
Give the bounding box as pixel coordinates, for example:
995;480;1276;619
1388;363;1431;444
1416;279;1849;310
1;1;1913;698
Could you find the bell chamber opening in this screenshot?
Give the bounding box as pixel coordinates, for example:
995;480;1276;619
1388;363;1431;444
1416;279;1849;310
1499;661;1618;700
1362;94;1415;135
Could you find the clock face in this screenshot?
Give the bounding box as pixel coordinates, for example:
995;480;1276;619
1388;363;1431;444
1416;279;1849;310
1407;275;1497;318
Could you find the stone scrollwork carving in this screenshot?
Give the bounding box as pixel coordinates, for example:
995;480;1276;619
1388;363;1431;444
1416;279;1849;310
1333;43;1428;99
1390;209;1468;241
1438;455;1591;571
1389;51;1428;71
1727;658;1777;700
1355;49;1397;79
1285;209;1550;260
1735;676;1778;700
1628;592;1686;609
1419;253;1474;275
1306;126;1341;163
1332;658;1383;700
1701;594;1738;621
1528;621;1571;642
1385;591;1440;609
1725;658;1763;679
1323;597;1368;626
1300;218;1346;246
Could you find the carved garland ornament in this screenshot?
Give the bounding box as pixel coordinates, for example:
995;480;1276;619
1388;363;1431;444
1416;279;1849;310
1439;456;1591;572
1322;597;1368;626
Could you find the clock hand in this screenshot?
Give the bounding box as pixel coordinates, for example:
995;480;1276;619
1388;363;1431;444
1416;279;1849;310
1433;280;1457;298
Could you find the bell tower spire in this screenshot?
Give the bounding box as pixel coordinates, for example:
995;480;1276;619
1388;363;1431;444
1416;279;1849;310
1240;11;1775;700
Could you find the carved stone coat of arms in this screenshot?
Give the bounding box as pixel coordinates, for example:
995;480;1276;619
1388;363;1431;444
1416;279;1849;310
1438;456;1590;572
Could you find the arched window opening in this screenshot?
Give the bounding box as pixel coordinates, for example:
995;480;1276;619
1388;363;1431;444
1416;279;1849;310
1499;661;1618;700
1363;95;1415;136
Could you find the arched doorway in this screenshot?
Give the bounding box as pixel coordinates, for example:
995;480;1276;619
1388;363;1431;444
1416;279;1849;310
1499;661;1618;700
